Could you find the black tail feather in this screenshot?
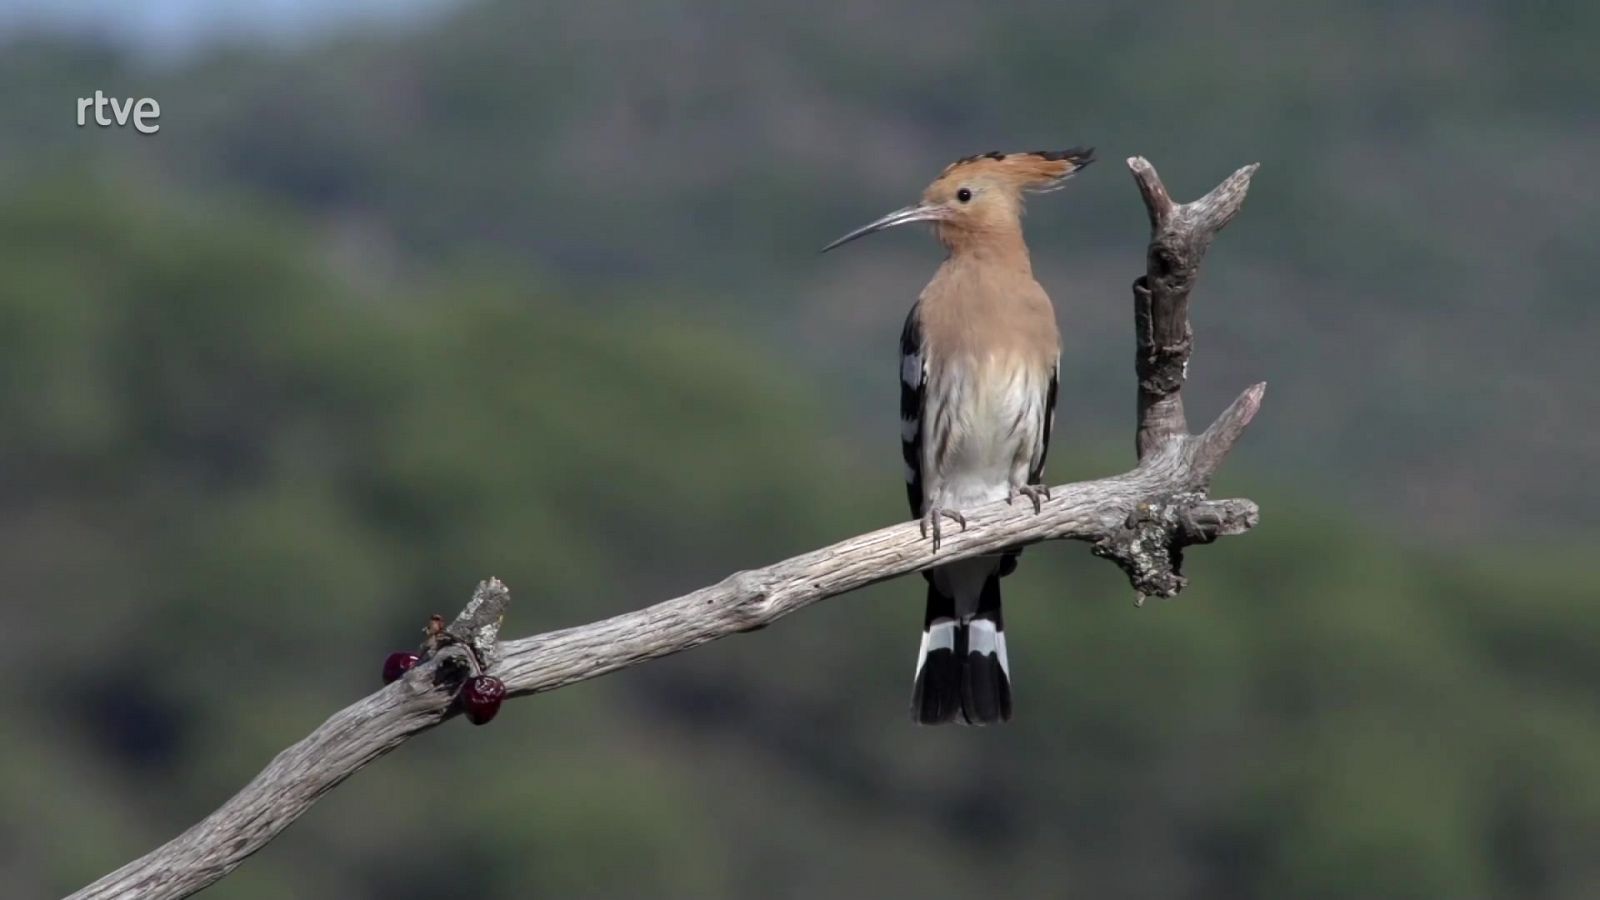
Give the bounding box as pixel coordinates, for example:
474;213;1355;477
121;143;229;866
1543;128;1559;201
960;651;1012;724
912;581;961;724
912;643;963;724
960;571;1011;725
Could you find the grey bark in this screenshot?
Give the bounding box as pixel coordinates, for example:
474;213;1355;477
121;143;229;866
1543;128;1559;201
67;156;1263;900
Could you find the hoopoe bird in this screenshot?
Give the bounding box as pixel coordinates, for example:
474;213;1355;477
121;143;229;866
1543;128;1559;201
823;147;1094;724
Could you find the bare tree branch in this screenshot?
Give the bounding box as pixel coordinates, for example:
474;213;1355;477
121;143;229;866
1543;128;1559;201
1132;157;1261;459
67;157;1263;900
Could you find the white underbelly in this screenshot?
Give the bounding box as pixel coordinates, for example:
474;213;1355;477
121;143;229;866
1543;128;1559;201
943;428;1021;507
935;361;1043;509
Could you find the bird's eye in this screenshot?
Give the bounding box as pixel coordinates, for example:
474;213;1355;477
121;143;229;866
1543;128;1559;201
956;188;973;203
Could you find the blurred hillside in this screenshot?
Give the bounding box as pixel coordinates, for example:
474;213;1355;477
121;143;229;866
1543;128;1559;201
1;2;1598;899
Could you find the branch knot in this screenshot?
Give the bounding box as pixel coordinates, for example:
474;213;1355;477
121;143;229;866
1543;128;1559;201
1090;493;1259;601
723;570;778;632
440;577;509;670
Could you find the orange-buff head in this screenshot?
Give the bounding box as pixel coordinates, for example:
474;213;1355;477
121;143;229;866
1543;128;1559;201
821;148;1093;254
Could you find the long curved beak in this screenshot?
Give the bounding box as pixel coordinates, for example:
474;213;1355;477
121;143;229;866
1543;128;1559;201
820;204;947;253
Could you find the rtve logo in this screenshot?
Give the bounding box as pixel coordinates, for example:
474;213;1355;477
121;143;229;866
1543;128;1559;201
76;91;161;134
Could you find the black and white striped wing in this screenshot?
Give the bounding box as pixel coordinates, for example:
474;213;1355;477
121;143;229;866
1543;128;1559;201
899;304;927;520
1027;364;1059;487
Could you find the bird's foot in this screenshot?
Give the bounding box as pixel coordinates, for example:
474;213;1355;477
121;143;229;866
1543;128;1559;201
919;506;967;551
1008;483;1052;514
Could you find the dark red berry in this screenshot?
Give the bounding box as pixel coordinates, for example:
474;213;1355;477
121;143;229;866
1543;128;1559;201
460;675;506;725
382;651;420;684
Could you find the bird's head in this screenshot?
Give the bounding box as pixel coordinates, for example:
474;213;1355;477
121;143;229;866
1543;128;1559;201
822;147;1093;253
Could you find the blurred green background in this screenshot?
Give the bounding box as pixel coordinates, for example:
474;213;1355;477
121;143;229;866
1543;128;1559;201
2;1;1598;897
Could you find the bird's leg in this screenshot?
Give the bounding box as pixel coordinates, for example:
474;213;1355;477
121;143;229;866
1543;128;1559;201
919;505;967;551
1008;483;1052;514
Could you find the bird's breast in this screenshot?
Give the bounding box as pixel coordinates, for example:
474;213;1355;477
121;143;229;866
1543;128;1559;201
930;354;1047;508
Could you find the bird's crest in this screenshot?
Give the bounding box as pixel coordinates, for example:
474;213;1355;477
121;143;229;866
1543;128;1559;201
938;147;1095;194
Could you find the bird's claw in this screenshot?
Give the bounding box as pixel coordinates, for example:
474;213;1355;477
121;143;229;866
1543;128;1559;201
920;506;967;551
1009;483;1052;514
